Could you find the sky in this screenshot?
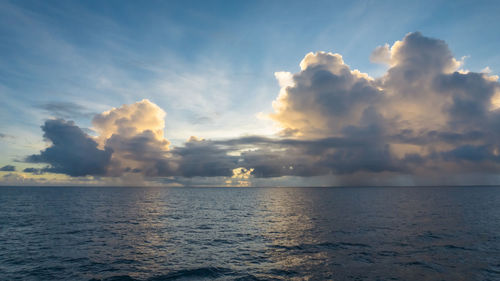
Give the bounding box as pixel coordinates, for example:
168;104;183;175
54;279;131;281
1;0;500;186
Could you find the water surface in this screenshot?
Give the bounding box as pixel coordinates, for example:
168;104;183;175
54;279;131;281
1;186;499;280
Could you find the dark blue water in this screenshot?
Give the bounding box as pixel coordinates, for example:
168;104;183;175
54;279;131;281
0;186;499;281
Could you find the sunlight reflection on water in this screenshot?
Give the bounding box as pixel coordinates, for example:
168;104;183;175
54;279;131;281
0;186;499;280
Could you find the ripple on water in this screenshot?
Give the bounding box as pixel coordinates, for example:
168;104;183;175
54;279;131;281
1;186;500;281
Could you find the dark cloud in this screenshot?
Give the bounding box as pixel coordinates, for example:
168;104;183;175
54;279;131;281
434;71;498;128
23;167;45;175
0;165;16;171
169;138;238;177
26;119;112;177
0;133;13;140
104;130;172;177
441;145;500;163
37;102;94;119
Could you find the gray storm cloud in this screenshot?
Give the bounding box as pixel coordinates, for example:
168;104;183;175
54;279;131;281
26;119;112;177
0;165;16;172
25;32;500;185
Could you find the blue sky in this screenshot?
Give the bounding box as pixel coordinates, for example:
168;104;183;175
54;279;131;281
1;0;500;186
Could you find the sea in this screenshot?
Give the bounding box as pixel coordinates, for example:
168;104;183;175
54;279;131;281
0;186;499;281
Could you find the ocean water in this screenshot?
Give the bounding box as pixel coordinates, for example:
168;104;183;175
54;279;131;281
0;186;499;281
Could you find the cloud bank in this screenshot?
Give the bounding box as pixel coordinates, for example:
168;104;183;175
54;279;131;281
24;32;500;185
0;165;16;172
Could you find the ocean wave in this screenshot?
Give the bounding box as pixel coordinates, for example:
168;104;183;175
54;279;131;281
90;267;233;281
268;241;371;252
148;267;232;280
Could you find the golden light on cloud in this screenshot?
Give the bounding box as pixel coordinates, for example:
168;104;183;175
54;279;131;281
490;88;500;110
269;51;379;138
227;167;254;187
91;99;172;177
92;99;169;149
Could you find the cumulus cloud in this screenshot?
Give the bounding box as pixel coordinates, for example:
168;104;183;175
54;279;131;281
25;100;233;179
26;119;112;177
267;31;500;182
370;43;391;64
270;51;381;138
22;32;500;185
91;99;174;177
0;165;16;171
92;99;168;144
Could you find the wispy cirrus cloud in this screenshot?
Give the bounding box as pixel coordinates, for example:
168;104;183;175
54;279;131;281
36;102;95;119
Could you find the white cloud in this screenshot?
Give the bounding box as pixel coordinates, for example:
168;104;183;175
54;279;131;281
370;43;391;64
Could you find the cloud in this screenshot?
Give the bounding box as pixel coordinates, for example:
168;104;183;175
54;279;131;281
266;31;500;182
0;165;16;171
370;43;391;64
169;137;237;177
227;167;254;187
92;99;168;143
0;133;14;140
22;32;500;185
270;51;381;138
213;135;405;177
26;119;112;177
91;99;173;177
1;173;41;185
23;167;45;175
37;101;94;119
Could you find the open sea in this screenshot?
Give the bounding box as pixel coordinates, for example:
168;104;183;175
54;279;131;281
0;186;499;281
